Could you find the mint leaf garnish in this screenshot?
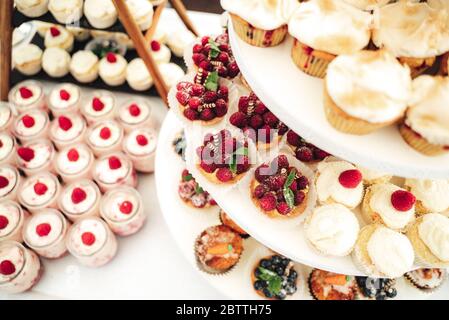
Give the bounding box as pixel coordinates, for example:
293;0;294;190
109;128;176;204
284;169;296;189
204;71;219;92
195;185;204;195
235;147;249;156
283;188;295;209
183;174;193;182
229;155;237;174
258;267;283;296
208;39;221;59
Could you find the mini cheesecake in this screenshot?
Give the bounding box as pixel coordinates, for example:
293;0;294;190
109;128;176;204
81;90;116;125
0;103;14;133
0;165;21;201
8;80;47;114
93;152;137;193
100;186;146;236
0;200;29;243
0;133;17;166
66;217;118;267
55;144;94;183
13;109;50;143
18;172;61;214
117;99;156;133
99;52;127;86
44;25;74;52
122;127;157;173
48;83;81;116
22;209;69;259
16;139;56;176
86;120;124;156
50;113;87;150
58;179;101;222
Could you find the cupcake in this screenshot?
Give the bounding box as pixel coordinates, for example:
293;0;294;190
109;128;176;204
8;80;47;114
252;254;299;300
16;139;56;176
399;76;449;156
15;0;49;17
42;47;71;78
55;144;95;184
288;0;372;78
305;204;359;257
81;90;116;124
126;58;154;91
70;50;99;83
58;180;101;222
44;25;74;52
404;268;447;294
48;83;81;116
0;133;17;166
166;28;195;57
13;109;50;143
12;43;42;76
0;166;21;202
355;276;397;300
315;160;363;209
194;225;243;274
0;200;29;243
308;269;357;300
286;130;331;163
125;0;154;31
404;178;449;215
122;127;157;173
99;52;128;86
407;213;449;268
324;50;411;135
222;0;298;47
86;120;124;157
362;183;416;231
84;0;118;29
357;166;391;185
251;155;310;218
48;0;84;24
178;169;216;209
159;63;185;89
149;40;171;64
353;224;415;278
219;210;248;237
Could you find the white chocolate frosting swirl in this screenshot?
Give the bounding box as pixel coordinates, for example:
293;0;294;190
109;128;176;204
418;213;449;262
405;178;449;213
24;210;64;247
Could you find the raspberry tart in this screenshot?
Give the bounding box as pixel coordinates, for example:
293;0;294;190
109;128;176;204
18;172;61;214
55;144;94;184
0;133;17;166
87;120;124;157
100;186;146;236
8;80;47;114
196;129;252;184
22;209;69;259
16;139;56;176
50;113;87;150
0;200;29;243
250;155;310;219
66;217;118;268
48;83;81;116
229;92;288;149
117;99;156;133
0;165;21;202
219;210;248;237
0;102;14;134
93;152;137;192
58;180;101;222
178;169;216;209
13;109;50;143
122;127;157;173
81;90;116;125
308;269;357;300
0;241;42;294
286;130;331;163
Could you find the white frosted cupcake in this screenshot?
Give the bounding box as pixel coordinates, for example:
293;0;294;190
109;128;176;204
44;25;74;52
8;80;47;114
0;133;17;166
48;0;83;24
123;127;157;173
158;62;185;89
86;120;124;156
0;200;28;243
13;43;42;76
288;0;372;78
342;0;389;11
13;109;50;143
166;28;196;57
324;50;412;134
81;90;116;124
55;144;94;183
357;166;391;185
126;58;154;91
49;113;87;150
15;0;49;17
126;0;154;31
99;52;128;86
353;224;415;278
116;99;155;133
305;204;360;257
18;172;61;214
48;83;81;116
362;183;416;231
70;50;99;83
42;47;71;78
58;179;101;222
16;139;56;176
149;40;171;64
93;152;137;192
22;209;69;259
315;160;364;209
404;178;449;215
0;166;21;202
0;103;14;134
84;0;118;29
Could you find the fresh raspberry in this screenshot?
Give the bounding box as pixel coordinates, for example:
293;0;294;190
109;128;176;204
200;161;216;173
58;116;73;131
297;176;309;190
0;260;15;275
338;170;362;188
106;52;117;63
198;60;212;71
192;43;203;53
192;53;206;65
191;84;205;96
0;176;9;189
313;148;330;160
238;96;250;113
50;26;60;37
249;114;264;129
391;190;416;212
259;194;277;211
21;115;35;128
287;131;301;147
34;182;48;195
278;123;289;135
254;101;267;114
17;147;35;162
120;201;133;214
188;97;201;110
99;127;111;140
218;52;229;64
150;40;161;51
266;174;287;191
254;184;268;199
277;202;291;215
108;156;122;170
295;191;306;205
36;223;51;237
290;180;298;191
228;62;240;78
255;164;270;183
59;89;71;101
217;66;228;77
71;187;87;204
81;232;96;246
183;108;199;121
276;155;290;169
136;134;148;146
92;97;105;111
19;87;33;99
200;109;215;121
0;216;8;230
217;86;229;101
214;99;228;117
176;91;190;106
201;36;210;46
67;148;79;162
129;104;141;117
229;112;247;128
216;168;233;182
295;146;313;162
203;91;218;103
263;112;279;127
176;81;192;91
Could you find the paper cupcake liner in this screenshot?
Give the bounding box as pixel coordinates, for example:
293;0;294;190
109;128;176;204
403;271;445;295
398;56;435;78
351;225;383;278
399;123;447;156
307;269;359;300
291;40;334;79
440;53;449;76
229;14;287;48
219;209;250;239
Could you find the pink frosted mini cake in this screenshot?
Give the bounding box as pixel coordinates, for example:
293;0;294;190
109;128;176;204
48;83;81;116
8;80;46;114
16;139;56;176
58;179;101;222
0;165;21;201
86;120;124;157
0;102;14;133
54;144;94;183
0;133;17;166
18;172;61;214
49;113;87;150
13;109;50;143
93;152;137;192
0;200;29;243
81;90;116;125
117;99;156;133
122;127;157;173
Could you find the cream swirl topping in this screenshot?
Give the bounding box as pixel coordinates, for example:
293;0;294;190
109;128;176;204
405;178;449;213
51;114;86;142
88;120;123;148
69;218;108;256
0;242;24;282
20;173;58;207
0;201;22;238
14;110;48;138
83;91;115;117
0;134;14;162
0;104;12;130
0;166;18;198
418;213;449;262
124;128;157;157
18;140;54;170
24;210;64;247
101;188;140;222
94;154;131;185
56;145;92;176
49;83;80;110
60;180;99;215
118;99;151;125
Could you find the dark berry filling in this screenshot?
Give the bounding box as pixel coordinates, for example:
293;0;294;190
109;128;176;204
178;169;215;208
356;277;397;300
286;130;331;162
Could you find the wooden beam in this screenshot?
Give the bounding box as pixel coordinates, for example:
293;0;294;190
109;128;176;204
169;0;199;36
0;0;14;101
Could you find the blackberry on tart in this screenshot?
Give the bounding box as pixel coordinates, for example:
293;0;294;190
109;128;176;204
286;130;331;162
178;169;216;209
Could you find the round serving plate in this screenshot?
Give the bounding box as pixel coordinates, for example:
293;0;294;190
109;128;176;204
228;21;449;180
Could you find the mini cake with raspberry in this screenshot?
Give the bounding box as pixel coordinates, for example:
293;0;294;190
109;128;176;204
81;90;116;125
0;200;28;243
48;83;81;116
50;113;87;150
59;180;101;222
286;130;331;162
93;152;137;192
8;80;47;114
100;186;146;236
191;34;240;80
250;155;310;219
66;217;118;267
149;40;171;64
117;99;155;133
0;165;21;201
0;133;16;166
175;75;229;125
22;209;69;259
219;210;248;237
308;269;357;300
194;225;243;274
13;109;50;143
87;120;124;156
44;25;74;52
18;172;61;214
404;268;447;293
404;178;449;215
196;129;251;184
99;52;128;86
178;169;216;209
55;144;94;183
315;160;363;209
230;92;288;149
16;139;56;176
0;103;14;133
122;127;157;173
362;183;416;231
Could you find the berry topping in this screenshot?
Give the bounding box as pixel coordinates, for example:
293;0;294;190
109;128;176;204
259;194;277;211
50;26;60;37
254;184;268;199
19;87;33;99
36;223;51;237
295;191;306;205
99;127;111;140
0;176;9;189
200;161;216;173
129;104;141;117
276;155;290;169
67;148;79;162
58;116;73;131
287;131;301;147
295;147;313;162
92;97;105;111
0;260;15;276
59;89;71;101
119;201;133;214
150;40;161;51
338;170;362;189
216;167;233;182
297;176;309;190
106;52;117;63
229;112;247;128
71;187;87;204
21;115;35;128
17;147;35;162
81;232;96;246
0;215;8;230
277;202;292;215
391;190;416;212
136;134;148;146
183;108;199;121
108;156;122;170
34;182;48;195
